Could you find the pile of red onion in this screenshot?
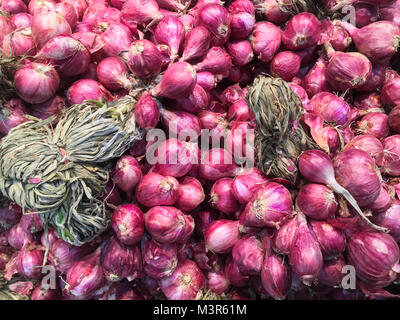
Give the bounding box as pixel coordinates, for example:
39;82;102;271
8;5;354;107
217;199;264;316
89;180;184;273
2;0;400;301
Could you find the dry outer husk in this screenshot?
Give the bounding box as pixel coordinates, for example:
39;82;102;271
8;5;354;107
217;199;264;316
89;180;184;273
0;273;29;300
0;96;142;246
246;76;319;184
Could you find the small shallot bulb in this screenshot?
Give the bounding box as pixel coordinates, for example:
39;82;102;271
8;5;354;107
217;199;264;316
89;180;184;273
356;112;389;139
20;213;44;234
318;255;347;287
289;213;323;286
66;79;113;105
250;21;281;63
176;177;205;212
151;62;197;99
160;259;205;300
17;244;45;279
296;184;337;220
224;256;250;287
240;182;292;228
181;26;211;62
112;155;142;201
270;51;301;82
210;178;240;215
382;135;400;177
145;206;194;243
136;172;179;207
134;92;160;130
261;253;291;300
111;204;144;245
232;167;268;204
282;13;321;50
374;201;400;242
205;220;241;254
226;40;254;67
199;148;240;181
154;16;185;60
310;221;346;258
232;234;265;275
388;105;400;133
229;10;255;40
96;57;132;91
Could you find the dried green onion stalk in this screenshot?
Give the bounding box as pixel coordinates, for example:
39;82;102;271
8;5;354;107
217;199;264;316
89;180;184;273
0;273;30;300
0;96;143;245
246;76;319;184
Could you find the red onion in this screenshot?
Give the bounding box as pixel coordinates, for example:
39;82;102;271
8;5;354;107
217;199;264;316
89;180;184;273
111;204;144;246
145;206;194;243
151;139;197;178
289;83;309;109
381;73;400;107
240;182;292;228
101;236;142;282
154;16;185;60
282;13;321;50
272;217;297;254
226;40;254;67
207;268;230;294
2;27;35;57
382;135;400;176
325;45;372;91
356;112;389;139
31;11;72;49
134;92;160;129
112;155;142;201
255;0;289;24
175;84;210;114
14;63;60;104
338;20;400;65
66;79;113;105
309;92;351;128
28;0;55;15
196;3;230;46
195;46;231;79
355;3;378;28
344;135;384;167
152;62;197;99
289;213;323;286
297;184;337;220
229;10;255;40
320;20;352;51
10;12;32;28
121;0;163;29
210;178;240;215
37;35;90;76
370;183;392;214
302;57;330;98
354;91;382;113
180;26;210;62
380;7;400;28
160;259;205;300
334;149;381;208
205;219;241;254
65;250;105;299
0;99;28;135
250;21;281;63
310;221;346;258
1;0;27;14
8;223;32;250
31;284;58;300
232;234;265;275
224;256;250;287
17;244;45;279
270;51;301;82
101;181;122;208
298;149;386;232
62;0;87;19
89;7;122;30
261;252;291;300
232;168;268;205
54;2;78;30
318;255;347;287
71;32;104;61
176;177;205;211
194;211;218;236
374;201;400;241
199;148;239;181
20;213;43;234
29;95;66;121
389;105;400;133
157;0;188;11
96;57;131;91
136;172;179;207
346;229;400;288
356;63;386;92
0;202;22;228
50;238;93;273
99;23;133;58
0;15;13;46
125;39;162;79
142;237;178;279
179;14;195;33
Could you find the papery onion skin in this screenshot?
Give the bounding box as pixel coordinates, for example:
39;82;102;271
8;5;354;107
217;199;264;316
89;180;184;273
8;223;32;250
66;79;113;105
17;245;45;279
145;206;194;244
176;177;205;212
142;237;178;279
370;184;392;215
160;259;205;300
229;10;255;40
50;239;93;273
154;16;185;59
343;135;384;167
270;51;301;82
382;135;400;176
210;178;241;215
0;15;14;45
31;284;58;300
226;40;254;67
14;63;60;104
181;26;211;62
199;148;239;181
356;112;389;139
297;184;337;220
388;105;400;133
10;12;32;29
224;256;250;287
310;221;346;258
134;92;160;130
240;182;292;228
96;57;131;91
333;149;381;208
111;204;144;246
318;255;347;287
20;213;43;234
381;73;400;107
232;234;265;275
250;21;281;63
112;155;142;201
373;201;400;241
0;99;28;136
205;220;241;254
302;57;330;98
2;27;36;57
273;216;297;255
232;167;268;204
195;46;232;78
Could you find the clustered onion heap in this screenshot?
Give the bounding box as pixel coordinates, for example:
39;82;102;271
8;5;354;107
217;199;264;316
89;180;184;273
0;0;400;301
